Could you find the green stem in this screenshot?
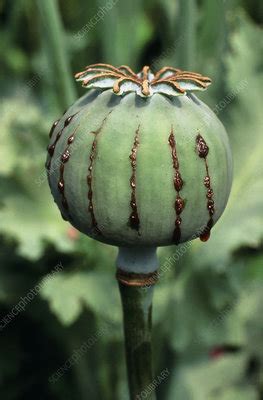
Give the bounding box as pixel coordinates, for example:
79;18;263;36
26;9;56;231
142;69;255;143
37;0;76;110
199;0;228;97
119;283;156;400
178;0;197;70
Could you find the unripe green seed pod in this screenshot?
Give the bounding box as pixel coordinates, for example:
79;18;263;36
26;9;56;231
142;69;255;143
46;64;232;248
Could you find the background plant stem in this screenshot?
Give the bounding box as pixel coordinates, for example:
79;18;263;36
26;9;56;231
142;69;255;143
37;0;76;110
119;283;156;400
178;0;197;70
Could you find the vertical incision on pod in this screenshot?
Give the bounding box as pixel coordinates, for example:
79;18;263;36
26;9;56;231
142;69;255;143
58;124;81;214
46;114;77;181
49;119;59;138
196;134;215;241
87;112;112;235
128;125;140;231
169;126;185;244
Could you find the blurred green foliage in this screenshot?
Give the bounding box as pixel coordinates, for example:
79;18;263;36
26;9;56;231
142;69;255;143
0;0;262;399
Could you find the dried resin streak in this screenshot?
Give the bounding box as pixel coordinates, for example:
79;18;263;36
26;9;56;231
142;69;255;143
169;127;185;244
196;134;215;241
58;125;80;214
128;126;140;231
87;112;112;235
46;114;77;181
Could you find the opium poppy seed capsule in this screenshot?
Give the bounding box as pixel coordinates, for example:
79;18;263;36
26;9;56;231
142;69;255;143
46;63;233;400
46;63;232;250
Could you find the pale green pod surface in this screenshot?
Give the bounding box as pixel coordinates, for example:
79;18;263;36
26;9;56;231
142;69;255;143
46;64;232;247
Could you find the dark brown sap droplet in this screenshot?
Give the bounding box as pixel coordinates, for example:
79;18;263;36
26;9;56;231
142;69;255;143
196;134;209;158
67;135;75;144
204;176;210;187
200;230;211;242
175;197;185;215
200;218;214;242
61;149;70;163
130;200;136;209
207;199;214;209
64;115;74;127
129;153;136;161
58;180;64;192
129;212;140;231
48;144;55;156
175;217;182;226
174;173;184;192
206;189;213;199
49;120;59;138
130;178;136;188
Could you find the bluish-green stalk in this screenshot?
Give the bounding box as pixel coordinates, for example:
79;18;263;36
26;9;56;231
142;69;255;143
178;0;197;70
37;0;76;110
117;247;158;400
